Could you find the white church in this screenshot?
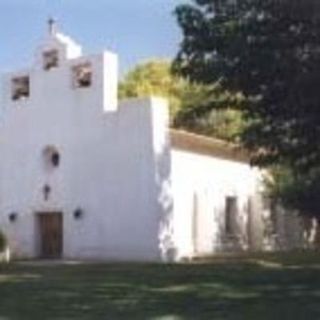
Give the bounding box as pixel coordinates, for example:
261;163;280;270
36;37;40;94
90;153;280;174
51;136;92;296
0;23;304;262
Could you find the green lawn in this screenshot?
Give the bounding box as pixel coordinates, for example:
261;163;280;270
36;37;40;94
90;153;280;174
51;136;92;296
1;252;320;319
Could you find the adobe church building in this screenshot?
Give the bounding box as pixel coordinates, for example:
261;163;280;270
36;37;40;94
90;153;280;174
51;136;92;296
0;24;305;262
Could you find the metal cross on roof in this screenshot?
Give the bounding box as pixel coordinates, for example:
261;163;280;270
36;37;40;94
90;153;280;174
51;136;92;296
48;17;57;35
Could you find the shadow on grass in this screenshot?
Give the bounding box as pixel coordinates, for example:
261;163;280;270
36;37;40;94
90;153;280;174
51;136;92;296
1;254;320;319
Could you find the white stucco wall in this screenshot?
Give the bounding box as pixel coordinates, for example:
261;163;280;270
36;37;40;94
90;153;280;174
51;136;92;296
171;149;265;260
0;31;171;261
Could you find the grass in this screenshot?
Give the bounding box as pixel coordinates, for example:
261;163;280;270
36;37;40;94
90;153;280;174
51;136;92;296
1;252;320;319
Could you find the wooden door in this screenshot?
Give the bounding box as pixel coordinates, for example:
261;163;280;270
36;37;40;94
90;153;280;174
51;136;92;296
38;212;63;259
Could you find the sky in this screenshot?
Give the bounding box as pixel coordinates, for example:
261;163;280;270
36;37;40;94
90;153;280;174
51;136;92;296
0;0;186;76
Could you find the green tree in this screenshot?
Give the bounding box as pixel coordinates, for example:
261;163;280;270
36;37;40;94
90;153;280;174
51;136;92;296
174;83;246;141
265;167;320;218
120;59;245;141
119;60;185;118
0;230;6;252
174;0;320;173
174;0;320;219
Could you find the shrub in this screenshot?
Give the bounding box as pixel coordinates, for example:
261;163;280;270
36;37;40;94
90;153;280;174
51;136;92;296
0;231;7;252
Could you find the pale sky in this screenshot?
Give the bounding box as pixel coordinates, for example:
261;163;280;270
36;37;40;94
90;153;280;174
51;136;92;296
0;0;186;76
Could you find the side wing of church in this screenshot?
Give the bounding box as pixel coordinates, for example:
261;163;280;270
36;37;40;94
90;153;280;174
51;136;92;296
0;25;304;262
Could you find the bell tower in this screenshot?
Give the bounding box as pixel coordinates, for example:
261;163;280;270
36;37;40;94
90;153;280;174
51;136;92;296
1;20;118;115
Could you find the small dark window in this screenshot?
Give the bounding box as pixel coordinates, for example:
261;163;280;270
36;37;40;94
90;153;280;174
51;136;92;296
43;146;60;170
72;63;92;88
51;152;60;167
225;196;238;235
12;76;30;101
9;212;18;223
43;49;59;70
74;208;84;220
